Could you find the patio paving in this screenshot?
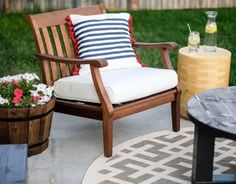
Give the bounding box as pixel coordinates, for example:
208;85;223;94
28;103;192;184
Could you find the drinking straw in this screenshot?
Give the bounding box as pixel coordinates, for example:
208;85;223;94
187;23;192;33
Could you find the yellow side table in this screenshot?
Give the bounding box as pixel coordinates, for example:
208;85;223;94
178;46;231;118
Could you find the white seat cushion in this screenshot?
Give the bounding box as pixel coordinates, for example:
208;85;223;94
54;67;178;104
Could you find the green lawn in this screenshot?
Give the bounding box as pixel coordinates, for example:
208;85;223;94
0;8;235;85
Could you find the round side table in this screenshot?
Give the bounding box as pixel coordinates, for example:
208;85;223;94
187;87;236;184
178;46;231;118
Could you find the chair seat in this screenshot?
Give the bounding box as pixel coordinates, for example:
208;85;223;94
54;67;178;104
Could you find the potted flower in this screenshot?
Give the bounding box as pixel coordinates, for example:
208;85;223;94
0;73;55;156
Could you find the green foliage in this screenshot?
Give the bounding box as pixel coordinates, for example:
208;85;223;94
0;8;235;85
0;13;39;78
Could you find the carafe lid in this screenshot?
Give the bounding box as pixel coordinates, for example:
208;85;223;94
205;11;218;18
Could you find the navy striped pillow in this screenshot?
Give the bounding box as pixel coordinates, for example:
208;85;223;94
66;13;142;75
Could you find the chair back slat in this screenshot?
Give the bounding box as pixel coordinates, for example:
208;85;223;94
51;26;69;78
30;24;52;85
59;24;75;74
41;27;59;82
28;4;106;85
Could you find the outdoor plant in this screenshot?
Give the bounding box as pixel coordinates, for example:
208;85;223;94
0;73;53;108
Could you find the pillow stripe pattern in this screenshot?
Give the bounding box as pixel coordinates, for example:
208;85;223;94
66;13;142;75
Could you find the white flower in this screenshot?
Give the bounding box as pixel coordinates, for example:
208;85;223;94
0;95;9;105
30;86;54;106
37;96;51;105
32;73;40;80
45;87;53;97
36;84;47;91
30;90;38;97
0;73;40;83
0;75;15;82
22;73;39;81
0;76;11;82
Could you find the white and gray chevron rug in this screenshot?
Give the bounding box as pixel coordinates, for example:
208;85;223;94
82;127;236;184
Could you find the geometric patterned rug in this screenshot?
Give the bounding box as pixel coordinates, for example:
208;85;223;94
82;127;236;184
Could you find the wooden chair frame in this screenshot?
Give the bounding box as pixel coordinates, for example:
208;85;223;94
28;4;181;157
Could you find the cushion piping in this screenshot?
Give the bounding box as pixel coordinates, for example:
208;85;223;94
128;16;144;66
66;15;81;75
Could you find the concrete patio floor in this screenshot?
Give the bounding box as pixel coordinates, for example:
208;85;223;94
28;103;192;184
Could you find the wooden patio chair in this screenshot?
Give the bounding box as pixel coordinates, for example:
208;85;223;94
28;4;181;157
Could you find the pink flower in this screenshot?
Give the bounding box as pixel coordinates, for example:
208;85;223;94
13;96;22;105
12;79;19;85
33;95;41;102
14;88;23;98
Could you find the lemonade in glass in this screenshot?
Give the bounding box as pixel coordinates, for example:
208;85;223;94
188;31;200;53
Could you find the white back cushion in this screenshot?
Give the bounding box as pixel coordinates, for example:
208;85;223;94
67;13;142;75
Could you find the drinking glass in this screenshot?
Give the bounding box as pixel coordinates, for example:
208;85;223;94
188;31;200;53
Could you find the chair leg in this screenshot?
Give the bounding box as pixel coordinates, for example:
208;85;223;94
103;115;113;157
171;91;181;132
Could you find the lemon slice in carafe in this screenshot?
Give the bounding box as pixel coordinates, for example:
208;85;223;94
205;23;217;34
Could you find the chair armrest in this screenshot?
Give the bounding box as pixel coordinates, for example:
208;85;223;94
133;42;178;50
37;53;113;113
133;42;178;70
36;53;108;68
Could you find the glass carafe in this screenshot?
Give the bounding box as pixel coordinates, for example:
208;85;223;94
204;11;217;52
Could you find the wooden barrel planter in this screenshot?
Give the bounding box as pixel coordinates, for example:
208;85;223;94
0;98;55;156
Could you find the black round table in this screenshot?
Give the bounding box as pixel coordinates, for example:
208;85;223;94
187;87;236;184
